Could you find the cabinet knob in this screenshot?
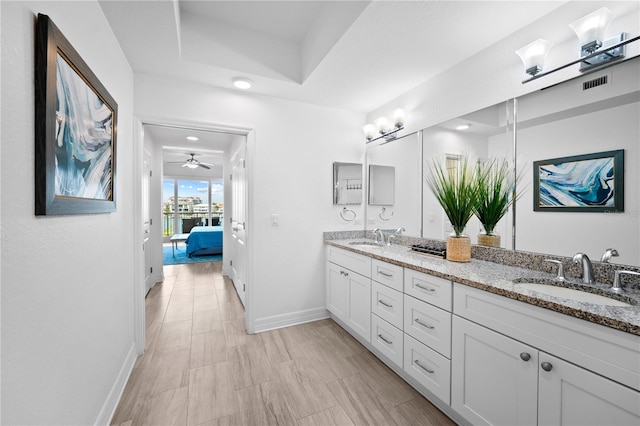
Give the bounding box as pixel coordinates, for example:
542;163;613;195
520;352;531;361
541;362;553;372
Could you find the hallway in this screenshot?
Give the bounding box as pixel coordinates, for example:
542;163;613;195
111;261;453;425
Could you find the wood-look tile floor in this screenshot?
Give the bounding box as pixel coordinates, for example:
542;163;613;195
111;261;455;426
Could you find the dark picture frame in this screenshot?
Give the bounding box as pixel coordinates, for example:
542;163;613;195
35;13;117;215
533;150;624;213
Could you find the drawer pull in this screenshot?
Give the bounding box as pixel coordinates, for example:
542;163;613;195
415;283;435;292
415;318;435;329
541;362;553;372
520;352;531;362
414;359;434;374
340;270;349;277
378;270;393;278
378;300;393;308
378;334;393;345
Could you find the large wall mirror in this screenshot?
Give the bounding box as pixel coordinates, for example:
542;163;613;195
366;57;639;267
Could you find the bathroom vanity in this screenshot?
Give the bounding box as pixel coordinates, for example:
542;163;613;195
324;237;640;426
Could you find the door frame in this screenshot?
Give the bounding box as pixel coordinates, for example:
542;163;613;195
133;115;256;354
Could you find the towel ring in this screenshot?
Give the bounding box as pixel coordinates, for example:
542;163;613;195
340;207;357;222
379;207;394;221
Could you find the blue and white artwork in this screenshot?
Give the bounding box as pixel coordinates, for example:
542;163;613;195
538;156;616;208
55;53;113;200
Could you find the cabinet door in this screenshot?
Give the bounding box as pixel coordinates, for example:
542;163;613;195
346;270;371;343
451;316;538;426
538;352;640;426
326;262;347;322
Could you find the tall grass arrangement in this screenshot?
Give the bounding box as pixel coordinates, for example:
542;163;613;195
424;155;479;237
474;158;522;235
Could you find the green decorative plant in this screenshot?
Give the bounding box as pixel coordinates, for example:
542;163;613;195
424;155;479;237
474;158;522;235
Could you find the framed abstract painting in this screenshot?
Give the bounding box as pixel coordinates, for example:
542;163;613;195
533;150;624;213
35;14;117;215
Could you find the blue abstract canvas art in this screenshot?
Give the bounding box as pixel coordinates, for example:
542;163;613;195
55;54;113;200
533;150;624;213
36;14;117;215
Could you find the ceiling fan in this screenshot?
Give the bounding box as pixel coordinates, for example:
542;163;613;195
168;153;213;170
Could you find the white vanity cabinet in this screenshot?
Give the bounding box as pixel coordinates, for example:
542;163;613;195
370;260;404;369
326;246;371;343
452;284;640;426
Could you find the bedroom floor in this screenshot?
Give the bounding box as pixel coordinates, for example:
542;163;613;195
111;261;454;425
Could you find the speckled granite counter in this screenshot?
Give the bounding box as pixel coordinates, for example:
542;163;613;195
325;238;640;336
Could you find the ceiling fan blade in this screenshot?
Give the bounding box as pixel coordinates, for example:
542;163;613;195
198;164;211;169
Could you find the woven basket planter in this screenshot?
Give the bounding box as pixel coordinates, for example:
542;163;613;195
446;235;471;262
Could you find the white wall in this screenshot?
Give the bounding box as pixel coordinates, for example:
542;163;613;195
135;75;365;332
1;1;136;424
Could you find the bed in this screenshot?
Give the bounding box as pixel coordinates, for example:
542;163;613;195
185;226;223;257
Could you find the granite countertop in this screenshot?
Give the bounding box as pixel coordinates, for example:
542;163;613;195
326;239;640;336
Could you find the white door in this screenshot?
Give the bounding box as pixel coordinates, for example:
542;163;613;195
143;150;153;295
451;316;538;426
230;144;247;305
538;352;640;426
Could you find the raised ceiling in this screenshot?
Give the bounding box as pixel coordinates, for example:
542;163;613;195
100;1;568;113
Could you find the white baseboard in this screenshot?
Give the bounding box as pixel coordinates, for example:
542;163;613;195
253;307;330;333
94;343;137;426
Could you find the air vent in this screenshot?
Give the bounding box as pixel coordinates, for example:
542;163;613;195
583;75;608;90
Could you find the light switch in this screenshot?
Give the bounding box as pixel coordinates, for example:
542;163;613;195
271;214;279;226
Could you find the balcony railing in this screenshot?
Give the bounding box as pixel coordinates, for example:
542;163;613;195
163;212;224;236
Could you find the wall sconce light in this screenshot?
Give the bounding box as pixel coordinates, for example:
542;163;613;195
517;7;638;84
515;39;554;76
569;7;625;71
362;108;406;143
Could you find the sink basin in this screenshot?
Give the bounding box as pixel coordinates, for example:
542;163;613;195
516;283;632;307
349;241;382;247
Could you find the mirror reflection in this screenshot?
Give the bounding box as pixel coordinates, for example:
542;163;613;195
365;57;639;267
368;165;395;206
333;162;362;205
366;133;421;236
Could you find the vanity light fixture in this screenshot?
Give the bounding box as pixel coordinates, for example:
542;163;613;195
515;39;554;76
569;7;626;72
519;7;638;83
233;77;252;89
186;136;199;141
363;108;406;143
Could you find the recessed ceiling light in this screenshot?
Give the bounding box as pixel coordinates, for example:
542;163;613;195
233;78;253;90
456;124;471;130
186;136;199;141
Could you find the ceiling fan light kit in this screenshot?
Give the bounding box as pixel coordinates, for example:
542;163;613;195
169;153;213;170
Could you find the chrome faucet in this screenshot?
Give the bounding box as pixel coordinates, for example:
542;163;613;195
394;227;406;235
600;248;619;263
572;252;594;284
373;228;385;245
612;270;640;294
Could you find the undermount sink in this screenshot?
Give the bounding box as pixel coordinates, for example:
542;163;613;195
349;241;382;247
515;282;632;307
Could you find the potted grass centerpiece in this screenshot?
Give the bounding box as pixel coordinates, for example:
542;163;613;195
425;155;479;262
474;158;521;248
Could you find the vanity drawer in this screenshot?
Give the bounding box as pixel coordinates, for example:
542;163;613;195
371;281;403;329
404;269;452;311
404;295;452;358
404;334;451;405
371;259;403;291
371;314;403;368
327;246;371;278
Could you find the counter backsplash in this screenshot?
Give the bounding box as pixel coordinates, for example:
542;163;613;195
323;230;640;290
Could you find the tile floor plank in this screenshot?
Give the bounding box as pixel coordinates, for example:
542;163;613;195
112;259;453;426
